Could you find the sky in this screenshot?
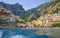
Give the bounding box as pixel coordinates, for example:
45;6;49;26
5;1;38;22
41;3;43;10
0;0;51;10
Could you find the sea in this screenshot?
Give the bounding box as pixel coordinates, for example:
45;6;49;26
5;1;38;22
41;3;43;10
0;28;60;38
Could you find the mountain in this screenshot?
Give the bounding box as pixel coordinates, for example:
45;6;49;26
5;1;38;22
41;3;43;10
38;0;60;14
30;0;60;28
0;1;52;21
24;8;39;21
25;0;60;22
25;2;50;21
0;5;20;27
0;0;60;28
0;0;60;22
0;2;26;19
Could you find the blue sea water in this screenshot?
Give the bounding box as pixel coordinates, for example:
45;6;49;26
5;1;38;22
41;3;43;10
0;28;52;38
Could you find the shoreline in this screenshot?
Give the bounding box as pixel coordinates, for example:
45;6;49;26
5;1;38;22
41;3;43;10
0;27;60;29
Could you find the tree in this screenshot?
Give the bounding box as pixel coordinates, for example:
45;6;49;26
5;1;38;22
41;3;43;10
52;23;60;27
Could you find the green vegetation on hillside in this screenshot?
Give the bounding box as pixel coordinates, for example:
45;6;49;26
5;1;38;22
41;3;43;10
0;19;7;26
52;23;60;27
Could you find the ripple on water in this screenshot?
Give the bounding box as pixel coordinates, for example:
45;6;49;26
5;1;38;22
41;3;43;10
0;31;4;38
11;35;28;38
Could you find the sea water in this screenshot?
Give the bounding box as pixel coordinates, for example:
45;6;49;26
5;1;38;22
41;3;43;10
0;28;60;38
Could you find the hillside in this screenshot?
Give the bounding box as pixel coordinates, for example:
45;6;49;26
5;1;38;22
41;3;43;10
25;1;51;21
0;5;20;27
30;0;60;28
25;0;60;22
0;2;25;19
0;0;60;28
